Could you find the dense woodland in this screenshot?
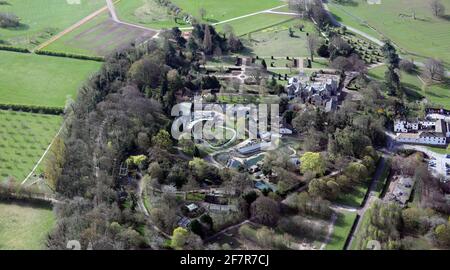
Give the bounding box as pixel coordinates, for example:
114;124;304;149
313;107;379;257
41;1;450;250
44;25;251;249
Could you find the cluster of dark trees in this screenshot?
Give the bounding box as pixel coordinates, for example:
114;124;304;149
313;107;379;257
289;0;332;30
292;95;388;158
187;24;243;57
381;41;402;96
316;34;367;73
45;35;196;249
430;0;446;18
155;0;194;25
0;12;19;28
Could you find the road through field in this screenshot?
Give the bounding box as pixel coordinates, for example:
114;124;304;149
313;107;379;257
105;0;160;34
33;5;109;52
38;0;159;52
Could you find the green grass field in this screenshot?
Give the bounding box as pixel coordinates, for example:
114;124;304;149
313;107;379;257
0;50;101;107
0;110;62;183
326;211;357;250
336;184;368;208
217;13;295;37
427;146;450;155
115;0;188;29
0;0;105;49
115;0;284;29
0;202;55;250
369;65;450;109
171;0;283;21
241;19;318;57
327;0;450;65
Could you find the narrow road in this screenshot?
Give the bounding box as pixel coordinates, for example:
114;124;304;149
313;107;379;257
106;0;119;22
33;5;109;51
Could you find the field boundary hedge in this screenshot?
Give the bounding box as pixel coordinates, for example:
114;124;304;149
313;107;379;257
0;103;64;115
34;50;105;62
0;181;56;208
0;45;31;53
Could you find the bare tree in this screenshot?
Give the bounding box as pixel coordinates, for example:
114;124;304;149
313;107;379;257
430;0;445;17
306;34;320;62
0;12;20;28
222;24;233;37
202;24;213;55
288;0;309;16
422;58;445;82
199;7;207;20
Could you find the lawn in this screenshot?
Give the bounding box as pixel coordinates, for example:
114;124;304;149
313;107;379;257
0;0;105;49
186;192;206;202
0;110;62;183
427;146;450;155
327;0;450;65
115;0;285;30
326;211;357;250
0;50;101;107
171;0;284;23
310;58;330;69
242;19;318;57
217;13;295;37
336;184;368;208
0;202;55;250
368;65;450;109
115;0;188;29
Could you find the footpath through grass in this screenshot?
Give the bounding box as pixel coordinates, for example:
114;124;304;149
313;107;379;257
216;13;294;37
0;50;101;108
171;0;283;22
0;202;55;250
115;0;284;29
326;211;357;250
0;110;62;183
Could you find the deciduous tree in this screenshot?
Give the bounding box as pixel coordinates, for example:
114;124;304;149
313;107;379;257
300;152;326;176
